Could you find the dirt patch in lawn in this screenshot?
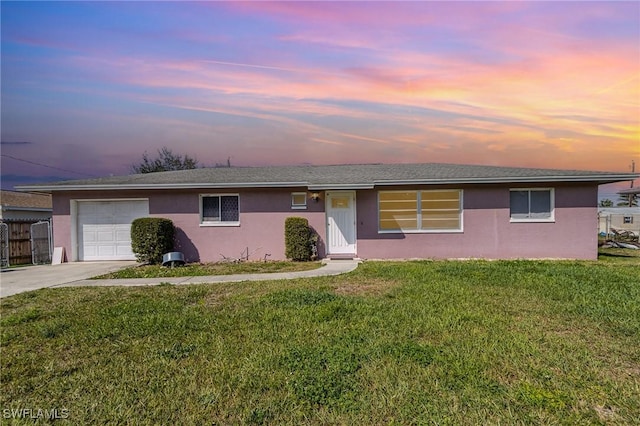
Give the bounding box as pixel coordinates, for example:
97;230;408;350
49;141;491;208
332;277;400;297
593;405;622;422
200;291;234;307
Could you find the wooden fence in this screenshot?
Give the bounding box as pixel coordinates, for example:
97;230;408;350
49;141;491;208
3;221;39;265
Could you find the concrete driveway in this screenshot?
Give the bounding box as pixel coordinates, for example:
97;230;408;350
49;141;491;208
0;262;136;298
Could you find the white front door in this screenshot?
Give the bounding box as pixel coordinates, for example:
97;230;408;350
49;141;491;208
326;191;356;255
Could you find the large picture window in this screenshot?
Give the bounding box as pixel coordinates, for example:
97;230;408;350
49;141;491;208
509;189;554;222
200;194;239;225
379;190;462;232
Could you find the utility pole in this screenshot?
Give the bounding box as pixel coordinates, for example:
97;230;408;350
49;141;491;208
630;160;636;207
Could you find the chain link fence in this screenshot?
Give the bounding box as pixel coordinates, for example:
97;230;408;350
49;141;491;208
0;222;9;268
31;221;52;265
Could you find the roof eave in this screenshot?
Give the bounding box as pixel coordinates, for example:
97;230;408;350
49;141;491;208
1;206;53;212
374;174;639;186
16;181;310;192
308;184;375;190
16;173;638;192
618;187;640;194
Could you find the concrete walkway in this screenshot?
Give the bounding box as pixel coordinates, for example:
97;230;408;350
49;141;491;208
61;260;360;289
1;260;360;297
0;262;137;298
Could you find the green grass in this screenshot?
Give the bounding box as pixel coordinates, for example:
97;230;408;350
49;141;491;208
1;258;639;424
598;246;640;263
93;260;323;279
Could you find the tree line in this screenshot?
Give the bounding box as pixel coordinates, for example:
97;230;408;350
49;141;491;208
131;147;231;174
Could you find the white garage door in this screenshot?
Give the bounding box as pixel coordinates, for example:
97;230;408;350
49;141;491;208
77;200;149;261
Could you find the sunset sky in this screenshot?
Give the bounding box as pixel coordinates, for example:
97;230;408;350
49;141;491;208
1;1;638;198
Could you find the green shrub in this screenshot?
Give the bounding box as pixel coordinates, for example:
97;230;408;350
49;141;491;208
131;217;175;264
285;217;312;261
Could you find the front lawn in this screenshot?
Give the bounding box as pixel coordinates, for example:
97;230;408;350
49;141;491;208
93;260;323;279
1;259;639;424
598;246;640;263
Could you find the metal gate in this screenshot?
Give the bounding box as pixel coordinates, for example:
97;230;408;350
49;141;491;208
31;221;52;265
0;222;8;268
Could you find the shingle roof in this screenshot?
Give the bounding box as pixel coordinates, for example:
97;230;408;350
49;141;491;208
598;207;640;215
0;190;52;209
16;163;639;192
618;187;640;195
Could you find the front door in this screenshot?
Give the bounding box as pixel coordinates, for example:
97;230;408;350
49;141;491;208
326;191;356;255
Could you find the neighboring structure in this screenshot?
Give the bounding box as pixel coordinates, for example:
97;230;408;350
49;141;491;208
599;186;640;237
598;207;640;236
0;190;52;221
0;190;53;265
17;163;639;262
617;186;639;207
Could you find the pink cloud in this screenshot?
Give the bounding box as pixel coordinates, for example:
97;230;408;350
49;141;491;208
47;0;636;173
226;1;435;27
75;52;636;164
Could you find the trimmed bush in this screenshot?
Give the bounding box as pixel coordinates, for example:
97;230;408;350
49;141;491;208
131;218;175;264
285;217;312;261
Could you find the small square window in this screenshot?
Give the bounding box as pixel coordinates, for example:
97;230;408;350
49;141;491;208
624;216;633;224
291;192;307;209
331;196;350;209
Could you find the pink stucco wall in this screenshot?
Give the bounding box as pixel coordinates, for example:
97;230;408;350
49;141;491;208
149;188;325;262
52;188;326;262
51;195;73;262
51;183;599;262
356;184;599;260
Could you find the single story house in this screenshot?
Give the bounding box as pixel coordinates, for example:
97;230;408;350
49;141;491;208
598;207;640;236
0;190;52;222
598;187;640;237
617;186;639;206
17;163;638;262
0;190;53;265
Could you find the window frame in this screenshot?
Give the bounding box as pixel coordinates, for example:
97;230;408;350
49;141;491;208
378;189;463;234
291;192;307;210
509;188;555;223
199;194;240;227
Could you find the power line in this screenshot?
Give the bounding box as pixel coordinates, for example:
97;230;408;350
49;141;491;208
1;154;98;177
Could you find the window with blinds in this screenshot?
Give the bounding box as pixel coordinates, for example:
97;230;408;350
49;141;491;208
378;190;462;232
